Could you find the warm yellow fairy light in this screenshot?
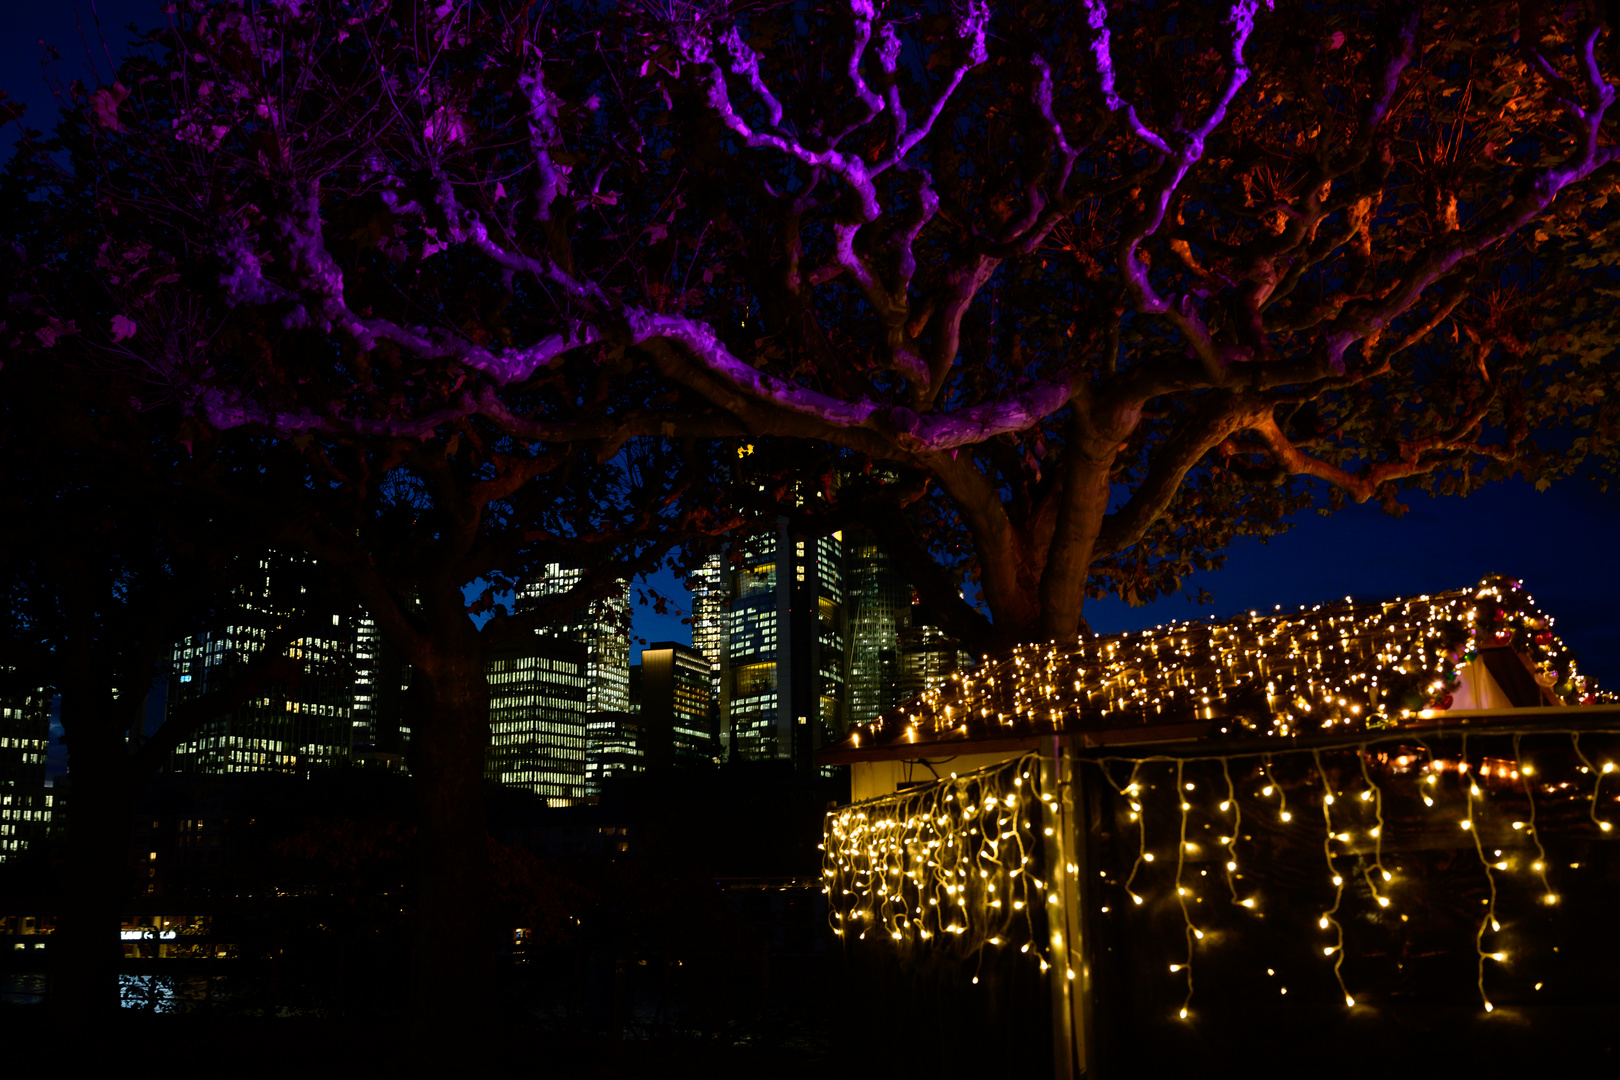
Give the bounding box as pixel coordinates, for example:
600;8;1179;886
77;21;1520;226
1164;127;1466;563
843;583;1590;771
1571;734;1614;833
1311;750;1354;1008
823;753;1049;977
1172;760;1200;1019
837;649;1613;1028
1458;736;1504;1015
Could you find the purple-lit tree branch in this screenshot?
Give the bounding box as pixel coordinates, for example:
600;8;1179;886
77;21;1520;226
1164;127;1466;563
10;0;1620;653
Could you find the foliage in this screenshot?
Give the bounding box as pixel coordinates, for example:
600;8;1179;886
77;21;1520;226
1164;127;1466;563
620;0;1620;643
1;0;745;671
0;1;750;1030
10;2;1618;653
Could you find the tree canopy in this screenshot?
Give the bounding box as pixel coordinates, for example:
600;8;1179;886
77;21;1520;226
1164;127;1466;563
10;0;1615;652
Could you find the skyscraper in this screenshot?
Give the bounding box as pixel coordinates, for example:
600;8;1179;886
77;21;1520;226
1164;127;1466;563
689;552;727;703
485;636;590;805
843;539;912;728
350;613;412;769
898;623;974;703
842;536;975;725
0;675;52;863
168;554;358;776
583;709;643;795
517;563;631;715
720;522;845;771
639;641;717;768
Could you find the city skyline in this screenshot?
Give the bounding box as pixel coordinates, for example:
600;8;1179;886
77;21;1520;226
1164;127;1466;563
628;477;1620;693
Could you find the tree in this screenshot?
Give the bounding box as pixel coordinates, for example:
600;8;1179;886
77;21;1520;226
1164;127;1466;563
83;0;1604;654
0;365;329;1016
55;0;1610;654
1;2;746;1042
619;0;1620;648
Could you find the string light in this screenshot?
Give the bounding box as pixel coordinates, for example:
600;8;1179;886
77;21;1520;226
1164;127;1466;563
823;753;1047;973
1110;762;1149;907
1115;735;1607;1012
830;727;1620;1024
836;577;1600;762
1173;760;1199;1019
1356;749;1392;903
1570;733;1613;833
1311;750;1354;1007
825;577;1618;1021
1263;760;1290;823
1220;758;1244;904
1513;733;1558;905
1460;735;1502;1013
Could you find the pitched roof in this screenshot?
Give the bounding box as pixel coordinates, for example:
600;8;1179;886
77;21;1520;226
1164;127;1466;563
822;576;1600;763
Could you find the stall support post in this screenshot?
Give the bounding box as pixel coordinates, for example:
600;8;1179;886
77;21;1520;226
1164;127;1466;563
1042;736;1094;1078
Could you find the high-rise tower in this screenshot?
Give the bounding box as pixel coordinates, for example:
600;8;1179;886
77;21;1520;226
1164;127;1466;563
720;522;845;771
0;674;52;863
843;539;912;728
898;623;974;703
485;636;590;805
168;553;358;776
689;552;727;703
843;536;975;724
517;563;631;715
350;613;412;769
639;641;717;768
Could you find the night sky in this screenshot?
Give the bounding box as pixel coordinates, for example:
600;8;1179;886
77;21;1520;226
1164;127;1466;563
10;4;1617;689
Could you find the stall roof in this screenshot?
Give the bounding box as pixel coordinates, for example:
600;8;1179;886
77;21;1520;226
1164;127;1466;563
820;575;1603;765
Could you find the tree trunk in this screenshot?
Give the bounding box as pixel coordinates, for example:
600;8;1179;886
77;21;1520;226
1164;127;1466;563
404;644;494;1055
49;715;135;1019
1037;436;1118;641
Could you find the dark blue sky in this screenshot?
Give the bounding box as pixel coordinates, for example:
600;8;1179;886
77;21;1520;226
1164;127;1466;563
11;4;1617;690
0;0;149;155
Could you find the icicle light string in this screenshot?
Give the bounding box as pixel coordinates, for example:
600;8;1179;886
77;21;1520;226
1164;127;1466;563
1121;762;1149;907
1262;758;1291;823
1356;748;1392;904
1173;760;1201;1018
1077;730;1620;1015
827;728;1620;1013
1219;757;1244;905
1569;732;1614;833
1311;749;1355;1007
1458;734;1504;1013
1512;733;1558;905
1094;757;1150;910
822;753;1046;969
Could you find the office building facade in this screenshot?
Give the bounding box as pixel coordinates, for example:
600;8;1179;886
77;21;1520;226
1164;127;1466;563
517;563;631;716
584;709;643;794
639;641;717;767
844;539;913;728
898;623;974;703
689;552;727;702
350;613;412;769
843;539;976;722
0;677;52;863
720;523;846;771
168;554;359;776
485;636;590;805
